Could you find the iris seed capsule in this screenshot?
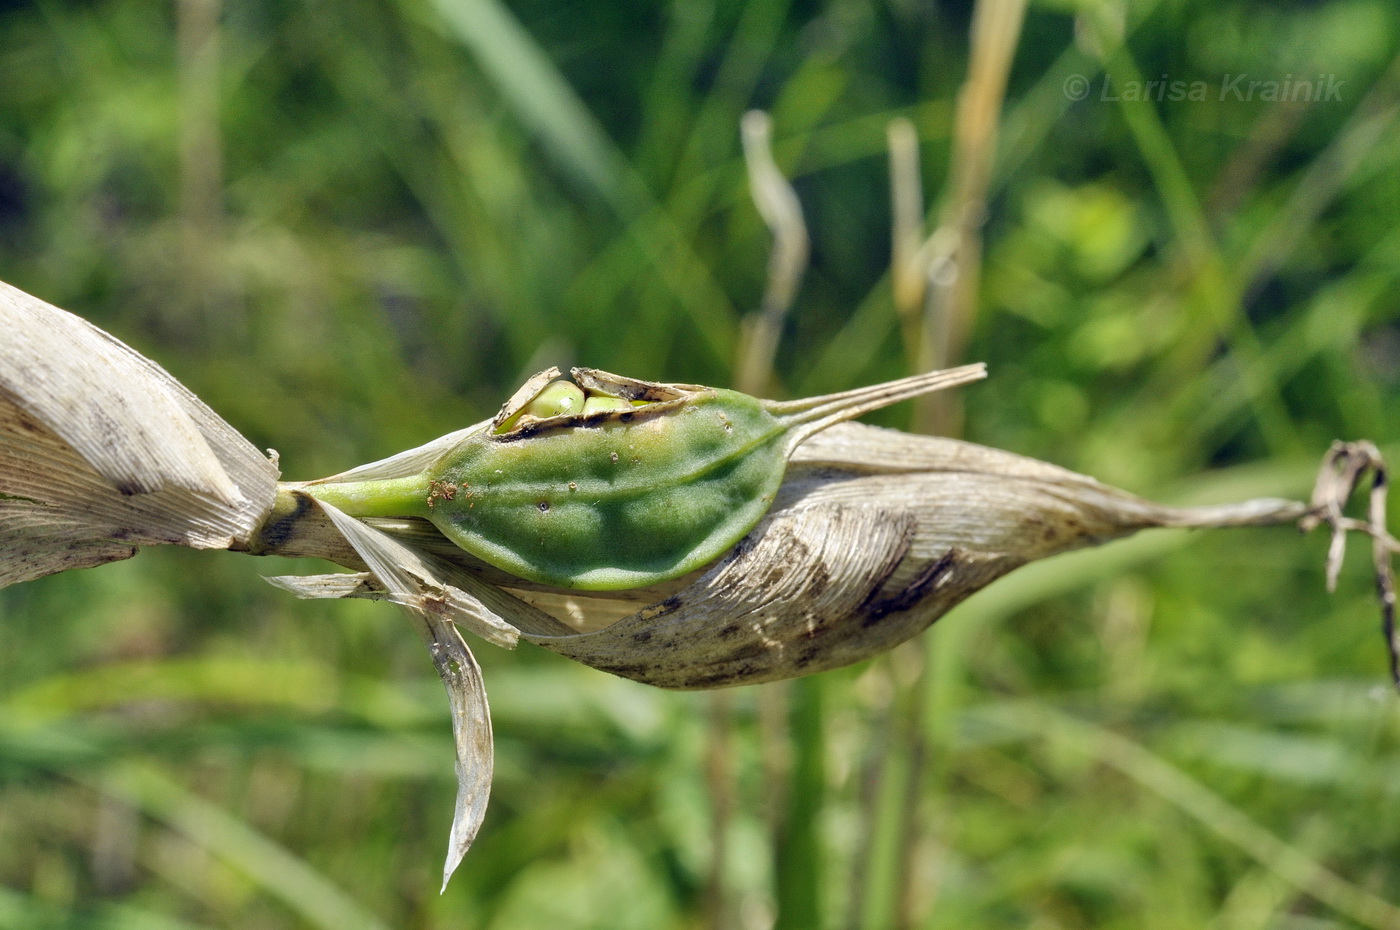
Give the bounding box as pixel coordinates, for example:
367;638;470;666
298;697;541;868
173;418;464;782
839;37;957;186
304;364;986;590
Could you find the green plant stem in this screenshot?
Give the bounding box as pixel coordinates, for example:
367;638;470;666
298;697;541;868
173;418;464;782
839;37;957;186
301;476;434;519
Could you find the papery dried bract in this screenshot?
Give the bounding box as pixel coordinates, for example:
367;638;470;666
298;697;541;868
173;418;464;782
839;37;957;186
0;282;279;587
290;501;537;891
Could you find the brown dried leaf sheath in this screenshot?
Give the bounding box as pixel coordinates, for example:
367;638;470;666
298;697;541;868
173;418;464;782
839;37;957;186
518;427;1309;687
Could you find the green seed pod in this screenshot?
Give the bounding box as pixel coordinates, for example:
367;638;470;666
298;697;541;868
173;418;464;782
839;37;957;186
305;364;986;590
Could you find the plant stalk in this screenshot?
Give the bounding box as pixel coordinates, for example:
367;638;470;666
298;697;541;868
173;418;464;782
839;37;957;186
299;476;434;520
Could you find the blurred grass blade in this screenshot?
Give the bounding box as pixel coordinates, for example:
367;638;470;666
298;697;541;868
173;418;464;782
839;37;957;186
972;702;1400;930
1240;51;1400;293
1167;722;1358;787
428;0;624;200
773;676;823;929
95;762;392;930
0;886;220;930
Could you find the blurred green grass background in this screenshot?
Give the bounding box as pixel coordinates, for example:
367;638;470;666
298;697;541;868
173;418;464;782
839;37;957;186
2;0;1400;927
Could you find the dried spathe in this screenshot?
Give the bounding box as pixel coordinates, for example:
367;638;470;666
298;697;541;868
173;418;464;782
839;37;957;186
0;281;278;587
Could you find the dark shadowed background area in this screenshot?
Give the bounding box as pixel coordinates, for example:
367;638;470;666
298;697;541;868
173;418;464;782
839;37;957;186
1;0;1399;927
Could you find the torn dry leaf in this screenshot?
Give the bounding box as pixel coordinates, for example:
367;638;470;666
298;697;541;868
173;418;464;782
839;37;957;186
0;281;279;587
